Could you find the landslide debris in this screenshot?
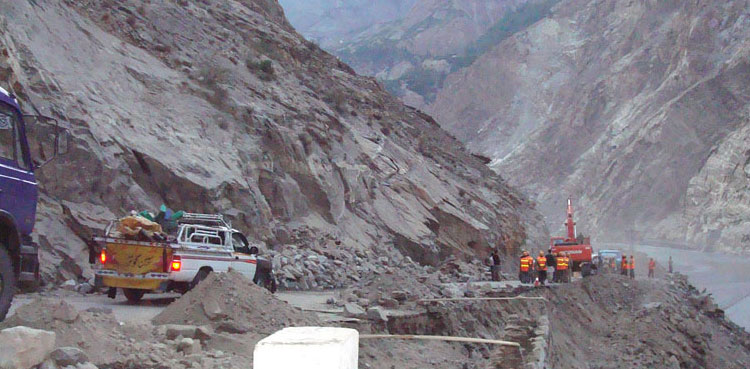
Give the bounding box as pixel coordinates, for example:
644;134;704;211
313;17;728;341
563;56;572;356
153;271;319;335
0;0;547;288
544;274;750;369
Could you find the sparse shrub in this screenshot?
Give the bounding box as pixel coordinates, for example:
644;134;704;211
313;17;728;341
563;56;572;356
246;58;276;81
196;63;232;108
198;64;231;87
324;89;347;113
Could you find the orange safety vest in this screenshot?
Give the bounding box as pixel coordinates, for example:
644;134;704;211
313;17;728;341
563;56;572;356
629;260;635;270
520;256;533;272
536;256;547;271
610;259;616;268
649;260;655;270
556;256;568;271
621;258;628;269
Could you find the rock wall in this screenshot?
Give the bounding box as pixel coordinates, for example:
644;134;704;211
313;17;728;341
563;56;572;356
0;0;547;285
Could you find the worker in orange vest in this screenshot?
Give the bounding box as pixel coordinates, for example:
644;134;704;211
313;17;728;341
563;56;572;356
621;255;628;276
519;251;533;284
648;258;656;278
629;255;635;279
555;252;568;283
536;251;548;286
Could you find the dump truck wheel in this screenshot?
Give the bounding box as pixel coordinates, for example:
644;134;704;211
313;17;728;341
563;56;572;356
0;247;16;321
123;288;145;303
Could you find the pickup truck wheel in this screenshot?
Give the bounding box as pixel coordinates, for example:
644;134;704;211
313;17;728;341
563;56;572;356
190;269;211;290
123;288;145;303
0;247;16;321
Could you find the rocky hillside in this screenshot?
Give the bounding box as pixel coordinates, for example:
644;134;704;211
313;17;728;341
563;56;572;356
0;0;547;285
428;0;750;252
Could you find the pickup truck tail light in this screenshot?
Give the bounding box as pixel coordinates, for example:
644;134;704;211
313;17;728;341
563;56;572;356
171;256;182;272
100;250;107;264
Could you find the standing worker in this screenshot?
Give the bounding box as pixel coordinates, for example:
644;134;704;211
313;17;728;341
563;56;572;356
621;255;628;276
555;253;568;283
546;249;556;281
491;249;502;281
519;251;533;284
536;251;548;286
668;256;673;274
629;255;635;280
609;258;616;273
648;258;656;278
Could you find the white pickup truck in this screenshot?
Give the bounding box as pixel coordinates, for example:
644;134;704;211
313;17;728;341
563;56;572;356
92;213;276;302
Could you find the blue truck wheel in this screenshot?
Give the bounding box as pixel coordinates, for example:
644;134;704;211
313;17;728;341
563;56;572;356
0;246;16;321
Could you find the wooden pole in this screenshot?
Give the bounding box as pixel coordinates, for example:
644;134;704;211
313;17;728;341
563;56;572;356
359;334;521;348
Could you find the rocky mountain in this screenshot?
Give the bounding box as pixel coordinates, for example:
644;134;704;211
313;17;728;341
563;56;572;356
0;0;546;285
428;0;750;252
282;0;560;107
278;0;418;49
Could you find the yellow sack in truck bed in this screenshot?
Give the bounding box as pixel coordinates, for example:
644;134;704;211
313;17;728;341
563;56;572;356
116;215;163;238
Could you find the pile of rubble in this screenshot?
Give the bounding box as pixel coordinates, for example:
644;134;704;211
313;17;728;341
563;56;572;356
546;273;750;368
267;235;493;292
153;271;319;335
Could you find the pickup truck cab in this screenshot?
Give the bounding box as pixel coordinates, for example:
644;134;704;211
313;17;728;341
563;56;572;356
93;213;276;302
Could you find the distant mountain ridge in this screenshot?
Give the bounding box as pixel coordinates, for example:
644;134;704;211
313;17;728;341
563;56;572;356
282;0;750;253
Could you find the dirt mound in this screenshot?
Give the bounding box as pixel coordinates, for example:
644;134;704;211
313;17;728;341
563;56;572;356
0;298;150;364
153;271;319;334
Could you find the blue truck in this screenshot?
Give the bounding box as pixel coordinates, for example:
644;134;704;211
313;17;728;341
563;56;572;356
0;86;66;320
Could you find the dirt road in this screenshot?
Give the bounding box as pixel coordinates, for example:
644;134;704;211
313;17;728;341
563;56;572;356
9;290;339;324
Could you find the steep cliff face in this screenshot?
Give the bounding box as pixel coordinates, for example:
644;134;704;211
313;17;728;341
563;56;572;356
0;0;546;284
429;0;750;251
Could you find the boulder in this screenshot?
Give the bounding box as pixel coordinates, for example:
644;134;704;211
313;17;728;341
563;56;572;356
343;303;366;318
366;307;388;322
49;347;88;367
194;326;214;342
390;291;408;302
165;325;198;340
61;280;77;291
176;338;202;355
52;303;79;323
378;298;399;309
0;326;56;369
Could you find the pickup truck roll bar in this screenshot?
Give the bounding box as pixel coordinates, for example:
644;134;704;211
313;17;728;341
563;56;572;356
179;213;231;228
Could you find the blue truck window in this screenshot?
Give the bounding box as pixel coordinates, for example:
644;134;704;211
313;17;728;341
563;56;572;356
0;104;28;170
0;110;13;161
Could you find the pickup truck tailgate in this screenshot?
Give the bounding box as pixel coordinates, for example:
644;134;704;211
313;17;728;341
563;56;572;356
94;237;173;290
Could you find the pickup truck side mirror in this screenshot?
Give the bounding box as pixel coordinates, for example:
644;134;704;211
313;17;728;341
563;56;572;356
24;114;70;168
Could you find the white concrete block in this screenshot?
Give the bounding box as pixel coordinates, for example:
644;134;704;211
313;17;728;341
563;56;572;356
253;327;358;369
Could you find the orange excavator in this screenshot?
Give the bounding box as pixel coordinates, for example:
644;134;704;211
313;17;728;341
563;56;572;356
550;198;595;276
